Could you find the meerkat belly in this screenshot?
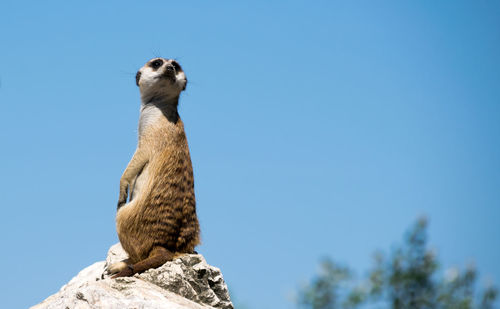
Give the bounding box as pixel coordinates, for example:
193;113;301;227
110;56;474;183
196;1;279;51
116;156;184;261
115;164;153;261
138;156;191;246
116;164;150;219
130;164;150;201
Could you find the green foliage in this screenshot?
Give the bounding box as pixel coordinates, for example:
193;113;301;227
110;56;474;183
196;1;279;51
297;260;361;309
297;217;498;309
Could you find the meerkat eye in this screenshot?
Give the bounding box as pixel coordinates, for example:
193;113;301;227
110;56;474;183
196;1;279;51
135;71;141;86
150;59;164;70
171;61;182;73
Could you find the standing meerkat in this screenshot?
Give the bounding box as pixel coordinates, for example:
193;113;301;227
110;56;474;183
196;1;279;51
106;57;200;278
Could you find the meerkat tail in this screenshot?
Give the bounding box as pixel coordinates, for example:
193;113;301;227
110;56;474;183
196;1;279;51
111;246;174;278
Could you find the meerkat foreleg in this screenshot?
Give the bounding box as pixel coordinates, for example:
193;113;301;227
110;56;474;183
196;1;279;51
111;246;174;278
118;148;149;208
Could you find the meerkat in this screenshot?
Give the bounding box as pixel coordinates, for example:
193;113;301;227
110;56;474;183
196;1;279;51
106;58;200;278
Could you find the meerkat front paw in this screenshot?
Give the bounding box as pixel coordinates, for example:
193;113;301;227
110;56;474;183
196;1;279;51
117;199;126;209
117;187;128;209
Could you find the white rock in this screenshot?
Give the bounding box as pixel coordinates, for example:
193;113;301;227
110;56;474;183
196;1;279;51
32;244;233;309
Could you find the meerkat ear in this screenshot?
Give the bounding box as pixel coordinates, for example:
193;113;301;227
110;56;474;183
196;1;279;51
135;71;142;86
182;78;187;91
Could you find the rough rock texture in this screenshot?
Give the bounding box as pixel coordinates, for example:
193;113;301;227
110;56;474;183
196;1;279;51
32;244;233;309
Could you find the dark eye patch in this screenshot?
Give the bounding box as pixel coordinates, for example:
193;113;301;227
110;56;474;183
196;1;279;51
149;59;164;70
135;71;141;86
171;60;182;72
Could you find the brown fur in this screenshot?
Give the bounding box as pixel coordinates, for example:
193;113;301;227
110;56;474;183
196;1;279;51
110;58;199;277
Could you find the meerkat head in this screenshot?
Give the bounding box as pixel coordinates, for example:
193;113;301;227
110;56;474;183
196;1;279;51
135;58;187;101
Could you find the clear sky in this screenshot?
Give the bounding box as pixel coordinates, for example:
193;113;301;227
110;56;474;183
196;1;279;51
0;1;499;308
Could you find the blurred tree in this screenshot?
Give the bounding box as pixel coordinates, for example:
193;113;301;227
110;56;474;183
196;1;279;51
297;259;358;309
297;217;497;309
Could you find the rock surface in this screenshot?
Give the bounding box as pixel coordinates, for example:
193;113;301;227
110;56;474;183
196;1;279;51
32;244;233;309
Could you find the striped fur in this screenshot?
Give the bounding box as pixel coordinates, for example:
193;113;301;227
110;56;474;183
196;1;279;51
109;58;199;277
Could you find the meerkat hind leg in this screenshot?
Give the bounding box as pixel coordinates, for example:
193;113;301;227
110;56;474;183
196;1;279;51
112;246;174;278
105;259;130;275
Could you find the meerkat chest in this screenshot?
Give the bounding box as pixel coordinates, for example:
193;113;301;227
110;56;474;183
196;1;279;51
138;105;165;137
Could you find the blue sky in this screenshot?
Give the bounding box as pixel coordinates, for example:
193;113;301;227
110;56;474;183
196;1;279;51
0;1;499;308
